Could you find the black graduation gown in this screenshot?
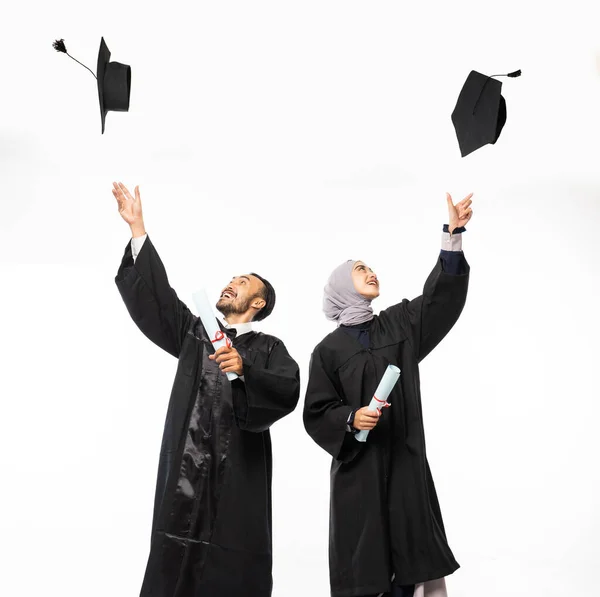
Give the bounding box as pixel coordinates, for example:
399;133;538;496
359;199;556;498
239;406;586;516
115;236;300;597
303;255;469;597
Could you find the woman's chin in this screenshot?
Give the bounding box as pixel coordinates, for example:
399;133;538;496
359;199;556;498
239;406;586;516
360;288;380;300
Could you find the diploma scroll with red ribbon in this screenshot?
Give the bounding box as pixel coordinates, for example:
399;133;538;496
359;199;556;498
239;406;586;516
192;289;239;381
355;364;401;442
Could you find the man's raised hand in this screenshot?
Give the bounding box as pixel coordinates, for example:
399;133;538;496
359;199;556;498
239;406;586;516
112;182;145;236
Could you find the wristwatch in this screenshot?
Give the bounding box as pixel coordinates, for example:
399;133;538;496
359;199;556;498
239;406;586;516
443;224;466;235
346;409;358;434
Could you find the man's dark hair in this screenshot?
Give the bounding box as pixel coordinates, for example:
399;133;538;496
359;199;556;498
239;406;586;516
250;273;276;321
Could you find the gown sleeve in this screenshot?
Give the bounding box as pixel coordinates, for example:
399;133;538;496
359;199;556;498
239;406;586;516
303;347;364;463
115;235;195;358
381;250;470;363
230;340;300;433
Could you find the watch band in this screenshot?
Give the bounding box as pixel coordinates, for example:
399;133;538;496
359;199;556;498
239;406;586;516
346;409;358;433
443;224;466;234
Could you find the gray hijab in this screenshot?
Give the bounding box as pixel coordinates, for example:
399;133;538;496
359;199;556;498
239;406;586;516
323;260;374;327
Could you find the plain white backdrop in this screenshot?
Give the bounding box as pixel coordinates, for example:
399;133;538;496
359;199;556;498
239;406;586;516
1;1;599;596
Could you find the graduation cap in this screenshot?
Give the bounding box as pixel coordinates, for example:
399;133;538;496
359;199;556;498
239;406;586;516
451;69;521;157
53;37;131;134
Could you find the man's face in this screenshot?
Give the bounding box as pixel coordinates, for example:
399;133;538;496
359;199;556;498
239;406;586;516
352;261;380;299
216;274;266;318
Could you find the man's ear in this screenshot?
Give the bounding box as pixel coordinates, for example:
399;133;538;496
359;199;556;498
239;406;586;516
251;298;267;311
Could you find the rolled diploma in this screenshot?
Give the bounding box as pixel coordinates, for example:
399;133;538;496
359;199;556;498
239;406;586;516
354;364;401;442
192;289;238;381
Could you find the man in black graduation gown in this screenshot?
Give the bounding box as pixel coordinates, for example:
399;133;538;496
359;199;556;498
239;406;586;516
303;193;473;597
111;182;301;597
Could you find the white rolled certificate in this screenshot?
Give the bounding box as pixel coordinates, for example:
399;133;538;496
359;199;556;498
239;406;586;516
354;364;401;442
192;289;238;381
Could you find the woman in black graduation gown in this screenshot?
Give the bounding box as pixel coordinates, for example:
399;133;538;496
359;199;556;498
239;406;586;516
303;194;473;597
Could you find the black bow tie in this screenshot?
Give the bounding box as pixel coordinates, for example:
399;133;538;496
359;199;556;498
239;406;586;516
224;327;237;340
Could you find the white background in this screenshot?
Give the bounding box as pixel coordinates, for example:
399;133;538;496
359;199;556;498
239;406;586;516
1;1;599;596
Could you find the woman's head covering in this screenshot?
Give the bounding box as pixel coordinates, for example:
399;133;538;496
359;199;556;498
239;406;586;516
323;260;374;327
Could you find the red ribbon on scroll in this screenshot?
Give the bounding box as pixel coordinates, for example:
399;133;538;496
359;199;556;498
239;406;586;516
212;330;232;348
373;395;391;408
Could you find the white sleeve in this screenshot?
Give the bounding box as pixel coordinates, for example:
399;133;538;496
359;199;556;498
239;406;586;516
131;234;148;263
441;230;462;252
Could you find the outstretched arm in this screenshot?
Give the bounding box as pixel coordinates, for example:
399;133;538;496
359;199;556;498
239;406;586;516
113;182;195;358
382;193;473;362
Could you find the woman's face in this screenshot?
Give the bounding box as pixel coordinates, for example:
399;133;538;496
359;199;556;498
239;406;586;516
352;261;380;299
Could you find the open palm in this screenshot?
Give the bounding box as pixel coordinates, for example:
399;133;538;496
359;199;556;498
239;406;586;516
112;181;143;225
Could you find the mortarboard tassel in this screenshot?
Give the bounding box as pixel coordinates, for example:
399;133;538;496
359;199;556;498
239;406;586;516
472;69;522;115
52;39;67;53
52;38;97;80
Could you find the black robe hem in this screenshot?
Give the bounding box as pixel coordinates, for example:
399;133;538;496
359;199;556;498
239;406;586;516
331;562;460;597
331;583;391;597
392;561;460;588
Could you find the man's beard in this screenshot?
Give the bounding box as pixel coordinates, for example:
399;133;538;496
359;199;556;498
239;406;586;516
216;296;253;317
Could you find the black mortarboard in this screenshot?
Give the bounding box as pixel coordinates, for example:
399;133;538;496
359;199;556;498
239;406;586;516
451;69;521;157
250;273;276;321
53;37;131;134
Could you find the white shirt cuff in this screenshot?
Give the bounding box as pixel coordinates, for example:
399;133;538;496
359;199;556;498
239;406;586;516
131;234;148;263
441;231;462;252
